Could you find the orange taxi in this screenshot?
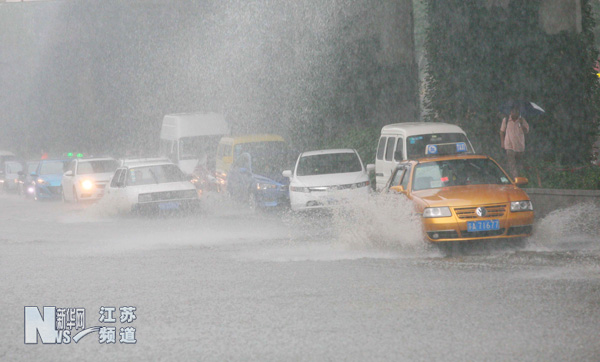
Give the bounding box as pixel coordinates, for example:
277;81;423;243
386;150;534;243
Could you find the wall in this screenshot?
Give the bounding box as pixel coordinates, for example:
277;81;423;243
525;188;600;219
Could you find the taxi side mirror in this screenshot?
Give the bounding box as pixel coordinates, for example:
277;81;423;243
514;177;528;186
366;164;375;173
390;185;407;194
282;170;292;178
64;170;73;177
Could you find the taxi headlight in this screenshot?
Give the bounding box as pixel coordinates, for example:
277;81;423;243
81;180;94;190
289;186;309;193
423;207;452;218
510;201;533;212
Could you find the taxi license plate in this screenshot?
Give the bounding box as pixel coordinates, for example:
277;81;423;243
158;202;180;210
467;220;500;232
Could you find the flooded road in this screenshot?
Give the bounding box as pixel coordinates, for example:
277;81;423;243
1;193;599;360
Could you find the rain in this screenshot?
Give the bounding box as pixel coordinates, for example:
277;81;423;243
1;0;600;360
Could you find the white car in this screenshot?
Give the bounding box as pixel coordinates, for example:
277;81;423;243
104;160;199;214
62;158;120;202
283;149;374;211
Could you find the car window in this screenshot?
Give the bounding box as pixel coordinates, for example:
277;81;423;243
126;164;186;186
297;152;362;176
110;169;123;187
39;161;67;175
391;168;403;186
77;160;119;175
400;165;411;189
376;137;387;160
413;159;511;191
67;160;76;173
394;138;404;161
6;162;23;174
27;162;39;174
384;137;395;161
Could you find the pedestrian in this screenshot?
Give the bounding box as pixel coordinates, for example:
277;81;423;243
500;103;529;179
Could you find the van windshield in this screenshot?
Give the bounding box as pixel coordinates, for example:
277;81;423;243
406;133;472;158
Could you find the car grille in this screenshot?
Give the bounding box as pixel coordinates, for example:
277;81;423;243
96;183;106;189
454;204;506;219
145;190;195;201
308;184;354;192
459;228;506;238
48;186;61;195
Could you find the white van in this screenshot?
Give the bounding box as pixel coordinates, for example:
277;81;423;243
375;122;475;189
159;112;230;175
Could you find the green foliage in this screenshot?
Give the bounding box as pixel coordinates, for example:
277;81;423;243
520;160;600;189
315;126;381;166
424;0;600;167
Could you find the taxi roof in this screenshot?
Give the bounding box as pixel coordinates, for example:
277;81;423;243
413;154;489;164
381;122;466;137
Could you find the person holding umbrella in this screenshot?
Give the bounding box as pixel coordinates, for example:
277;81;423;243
500;103;529;179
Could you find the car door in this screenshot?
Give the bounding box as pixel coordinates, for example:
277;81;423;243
4;161;23;190
62;160;76;201
106;168;125;207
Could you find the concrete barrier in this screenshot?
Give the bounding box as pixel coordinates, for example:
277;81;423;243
523;188;600;218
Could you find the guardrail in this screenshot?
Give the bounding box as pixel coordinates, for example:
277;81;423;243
523;188;600;218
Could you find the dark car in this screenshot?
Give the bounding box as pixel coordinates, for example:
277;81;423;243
31;159;69;201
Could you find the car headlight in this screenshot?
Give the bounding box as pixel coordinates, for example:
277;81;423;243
423;207;452;218
289;186;309;193
36;178;48;185
256;183;278;190
138;193;153;203
81;179;94;190
510;201;533;212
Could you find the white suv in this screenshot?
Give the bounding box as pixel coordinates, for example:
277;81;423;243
62;158;119;202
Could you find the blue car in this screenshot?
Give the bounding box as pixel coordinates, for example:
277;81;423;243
31;159;69;201
227;152;290;210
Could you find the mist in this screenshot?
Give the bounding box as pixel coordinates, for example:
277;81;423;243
0;0;418;158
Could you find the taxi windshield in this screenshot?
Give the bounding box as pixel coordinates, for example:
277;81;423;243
412;158;511;191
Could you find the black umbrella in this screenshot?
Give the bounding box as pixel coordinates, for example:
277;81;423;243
500;100;545;118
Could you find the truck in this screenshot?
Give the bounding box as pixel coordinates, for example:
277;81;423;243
159;112;230;175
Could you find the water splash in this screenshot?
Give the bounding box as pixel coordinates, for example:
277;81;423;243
330;192;427;251
528;202;600;251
